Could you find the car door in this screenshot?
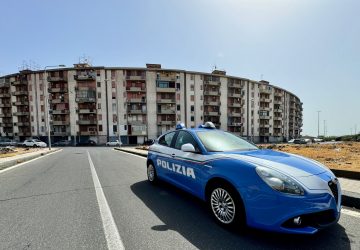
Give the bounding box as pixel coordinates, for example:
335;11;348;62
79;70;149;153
171;131;209;197
154;131;178;181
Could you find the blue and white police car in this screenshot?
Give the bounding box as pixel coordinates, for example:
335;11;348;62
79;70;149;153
146;122;341;234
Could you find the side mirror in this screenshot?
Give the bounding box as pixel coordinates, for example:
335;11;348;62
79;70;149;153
181;143;196;153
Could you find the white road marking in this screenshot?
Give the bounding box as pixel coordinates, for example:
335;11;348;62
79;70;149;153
0;149;62;175
342;208;360;218
87;151;125;250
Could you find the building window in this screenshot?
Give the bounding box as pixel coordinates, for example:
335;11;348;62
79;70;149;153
97;82;101;87
200;95;203;100
41;105;44;112
98;103;101;109
191;116;194;122
190;74;194;80
112;103;117;112
124;125;127;130
191;105;194;112
111;70;116;79
112;81;116;88
98;92;101;98
41;126;44;132
200;85;203;90
112;92;116;99
96;70;100;76
113;125;117;132
99;125;103;132
98;114;102;120
190;95;194;101
176;83;180;90
176;93;180;100
190;84;194;91
177;105;180;111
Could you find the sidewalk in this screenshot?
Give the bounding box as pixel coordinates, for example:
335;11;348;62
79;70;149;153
0;148;61;171
114;147;360;209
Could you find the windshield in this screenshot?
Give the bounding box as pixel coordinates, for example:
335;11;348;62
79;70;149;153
196;130;258;152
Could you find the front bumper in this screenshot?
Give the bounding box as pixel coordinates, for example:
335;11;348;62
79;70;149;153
241;183;341;234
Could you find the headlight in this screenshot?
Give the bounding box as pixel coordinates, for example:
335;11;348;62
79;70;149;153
256;166;305;195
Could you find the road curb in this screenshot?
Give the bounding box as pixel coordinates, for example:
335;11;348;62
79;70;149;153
331;169;360;181
0;148;62;171
114;147;148;157
114;148;360;210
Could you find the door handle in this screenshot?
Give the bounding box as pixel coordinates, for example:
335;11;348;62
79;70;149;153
171;154;176;158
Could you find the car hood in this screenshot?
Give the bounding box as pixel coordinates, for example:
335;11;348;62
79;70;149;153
219;149;330;177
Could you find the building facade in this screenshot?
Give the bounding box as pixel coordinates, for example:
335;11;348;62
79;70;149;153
0;63;303;144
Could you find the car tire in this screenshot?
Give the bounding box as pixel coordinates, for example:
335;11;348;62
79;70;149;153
207;182;246;230
33;144;38;148
147;163;158;184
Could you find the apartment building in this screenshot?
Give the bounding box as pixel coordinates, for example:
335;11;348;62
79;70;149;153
0;63;303;144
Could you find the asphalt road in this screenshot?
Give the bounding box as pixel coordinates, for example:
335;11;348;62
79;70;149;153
0;147;359;250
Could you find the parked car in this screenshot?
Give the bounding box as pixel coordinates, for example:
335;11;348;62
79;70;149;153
293;138;307;144
76;140;97;146
287;139;295;143
106;140;122;147
0;139;18;147
53;140;72;146
22;139;47;148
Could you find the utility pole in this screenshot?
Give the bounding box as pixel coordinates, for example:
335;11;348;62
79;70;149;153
355;124;357;135
323;120;326;137
317;111;321;138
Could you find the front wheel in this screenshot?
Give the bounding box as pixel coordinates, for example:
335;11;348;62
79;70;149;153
147;163;158;184
207;183;245;230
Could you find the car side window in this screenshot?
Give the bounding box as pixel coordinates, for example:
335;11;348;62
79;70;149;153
174;131;200;152
158;132;176;147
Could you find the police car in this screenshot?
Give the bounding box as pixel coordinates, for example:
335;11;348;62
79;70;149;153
146;122;341;234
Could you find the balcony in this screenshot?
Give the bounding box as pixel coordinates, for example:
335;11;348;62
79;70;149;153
126;87;146;92
273;123;282;128
77;120;97;125
157;76;177;82
260;124;270;128
0;103;11;107
259;132;271;136
259;88;271;94
126;75;145;81
17;122;30;126
228;102;242;107
78;109;96;114
0;93;11;98
0;82;10;88
228;122;242;127
228;82;242;88
273;116;282;121
130;130;147;136
273;132;282;136
229;112;242;117
12;91;28;96
18;132;31;136
128;121;146;126
11;80;27;86
204;111;220;116
13;111;30;116
260;97;271;102
204;100;221;106
204;80;221;86
0;122;13;127
13;101;28;106
48;87;68;93
76;97;96;103
158;120;176;125
228;92;241;98
47;76;67;82
52;110;70;115
204;90;220;96
274;92;283;97
157;109;176;114
51;98;68;104
156;99;175;104
273;100;282;105
156;87;176;93
259;107;270;111
128;109;146;114
273;108;283;113
259;115;270;119
52;120;70;126
0;113;12;118
74;74;96;81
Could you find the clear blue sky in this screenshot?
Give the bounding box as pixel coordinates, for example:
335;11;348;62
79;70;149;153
0;0;359;136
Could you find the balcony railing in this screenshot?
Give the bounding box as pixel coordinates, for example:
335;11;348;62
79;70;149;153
127;98;146;103
204;111;221;116
79;131;97;135
0;82;10;88
229;112;242;117
47;76;67;82
13;101;28;106
74;74;96;81
0;113;12;118
126;75;146;81
228;92;241;98
273;116;282;121
259;124;270;128
18;132;31;136
17;122;30;126
260;98;271;102
78;109;96;114
12;91;28;96
0;103;11;107
158;120;176;125
204;90;220;96
128;109;146;114
126;87;146;92
51;98;68;104
157;109;176;114
228;122;242;127
51;110;70;115
156;87;176;93
259;88;272;94
53;131;71;136
204;101;221;106
259;115;270;119
156;99;175;104
0;93;11;98
204;80;221;86
0;122;13;127
13;111;30;116
52;120;70;126
48;87;68;93
77;120;97;125
76;97;96;103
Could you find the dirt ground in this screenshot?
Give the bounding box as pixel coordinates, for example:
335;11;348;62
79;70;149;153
0;147;44;158
263;142;360;172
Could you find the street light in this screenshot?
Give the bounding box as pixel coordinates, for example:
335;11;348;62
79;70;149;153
44;65;66;150
317;111;321;138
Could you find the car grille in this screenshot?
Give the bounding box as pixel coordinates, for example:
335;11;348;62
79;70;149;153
328;179;339;205
282;209;337;228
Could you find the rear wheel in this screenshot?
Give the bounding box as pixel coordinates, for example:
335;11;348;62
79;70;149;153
32;144;38;148
147;163;158;184
207;183;245;230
